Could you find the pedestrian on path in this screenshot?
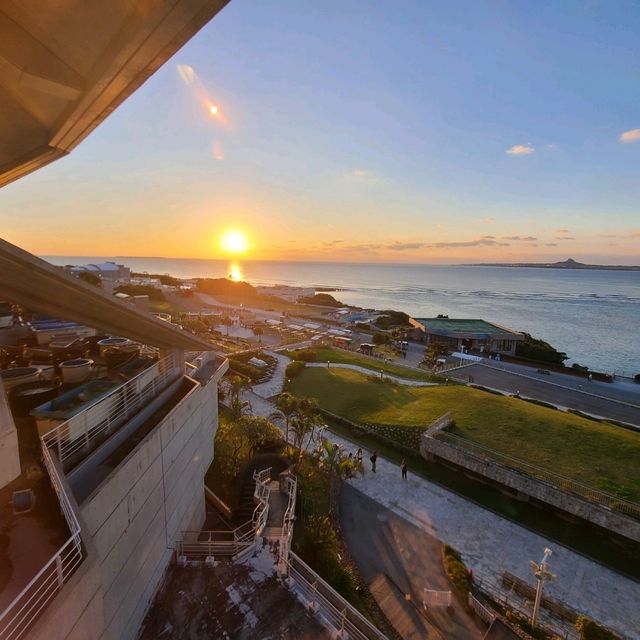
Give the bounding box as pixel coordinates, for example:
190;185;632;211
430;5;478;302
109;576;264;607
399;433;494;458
356;447;363;466
370;451;377;473
401;459;407;480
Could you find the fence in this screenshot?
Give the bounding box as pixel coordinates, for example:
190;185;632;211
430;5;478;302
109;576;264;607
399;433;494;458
277;474;297;574
0;442;83;640
436;432;640;520
467;593;496;625
177;468;272;561
42;353;181;472
423;589;452;609
286;553;388;640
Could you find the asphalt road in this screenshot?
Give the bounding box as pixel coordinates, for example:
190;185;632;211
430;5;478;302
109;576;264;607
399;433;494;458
449;362;640;426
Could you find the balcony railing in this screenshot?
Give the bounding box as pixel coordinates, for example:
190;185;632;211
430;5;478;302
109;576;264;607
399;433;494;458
0;448;82;640
42;352;181;471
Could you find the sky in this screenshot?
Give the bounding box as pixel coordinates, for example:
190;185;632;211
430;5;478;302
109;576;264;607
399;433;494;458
1;0;640;264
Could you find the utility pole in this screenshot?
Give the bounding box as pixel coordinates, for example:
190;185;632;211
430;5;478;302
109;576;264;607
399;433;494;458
530;547;555;628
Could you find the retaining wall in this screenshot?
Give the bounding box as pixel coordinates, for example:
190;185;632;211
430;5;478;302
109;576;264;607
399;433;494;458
420;434;640;543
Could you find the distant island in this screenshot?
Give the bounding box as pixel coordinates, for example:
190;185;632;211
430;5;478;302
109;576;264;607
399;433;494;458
465;258;640;271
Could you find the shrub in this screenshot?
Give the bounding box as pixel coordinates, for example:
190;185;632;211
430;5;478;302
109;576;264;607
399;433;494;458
635;373;640;383
442;544;471;594
228;360;262;381
576;616;620;640
516;333;568;365
372;332;389;345
286;360;306;378
296;349;317;362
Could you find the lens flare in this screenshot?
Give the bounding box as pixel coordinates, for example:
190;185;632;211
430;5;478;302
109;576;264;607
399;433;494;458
209;104;218;115
220;230;248;254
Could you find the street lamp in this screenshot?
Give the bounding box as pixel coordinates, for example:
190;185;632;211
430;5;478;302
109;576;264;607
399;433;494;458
530;548;555;628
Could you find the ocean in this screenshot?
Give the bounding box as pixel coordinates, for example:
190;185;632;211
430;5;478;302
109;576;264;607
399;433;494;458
43;256;640;376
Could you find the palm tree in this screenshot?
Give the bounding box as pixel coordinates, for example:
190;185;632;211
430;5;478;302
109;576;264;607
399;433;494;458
253;326;264;343
290;397;323;459
269;391;298;444
221;315;233;336
225;375;251;420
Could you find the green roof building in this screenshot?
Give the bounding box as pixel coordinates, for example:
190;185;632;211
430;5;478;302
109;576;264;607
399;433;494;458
411;317;524;356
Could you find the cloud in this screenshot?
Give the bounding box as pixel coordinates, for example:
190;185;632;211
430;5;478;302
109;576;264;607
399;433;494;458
555;236;575;240
176;64;196;85
352;169;368;177
545;243;558;247
427;239;510;249
501;236;538;241
619;129;640;143
506;144;534;155
546;143;557;150
323;239;344;247
481;235;496;239
387;242;428;251
475;217;495;225
555;228;569;233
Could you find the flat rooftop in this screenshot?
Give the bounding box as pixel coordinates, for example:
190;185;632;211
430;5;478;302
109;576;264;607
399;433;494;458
414;318;523;339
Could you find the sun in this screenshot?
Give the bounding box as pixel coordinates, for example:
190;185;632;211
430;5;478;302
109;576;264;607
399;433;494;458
220;230;248;254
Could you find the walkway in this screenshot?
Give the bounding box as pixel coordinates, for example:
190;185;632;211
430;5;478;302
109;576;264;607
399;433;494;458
341;485;484;639
251;350;290;398
307;362;438;387
247;393;639;639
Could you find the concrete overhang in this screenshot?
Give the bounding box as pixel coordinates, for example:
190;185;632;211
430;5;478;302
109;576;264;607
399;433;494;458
0;0;229;188
0;237;214;351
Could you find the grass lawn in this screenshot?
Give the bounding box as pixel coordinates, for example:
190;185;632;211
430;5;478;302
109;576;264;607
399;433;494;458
286;346;436;381
287;367;640;501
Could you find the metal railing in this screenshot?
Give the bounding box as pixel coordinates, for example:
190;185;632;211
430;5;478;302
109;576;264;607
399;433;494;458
0;447;83;640
287;553;388;640
177;468;272;560
42;353;181;471
277;474;297;573
435;432;640;520
467;593;496;625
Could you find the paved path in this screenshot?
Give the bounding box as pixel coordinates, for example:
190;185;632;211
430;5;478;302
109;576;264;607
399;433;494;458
341;485;484;639
246;392;639;639
251;351;290;398
307;362;438;387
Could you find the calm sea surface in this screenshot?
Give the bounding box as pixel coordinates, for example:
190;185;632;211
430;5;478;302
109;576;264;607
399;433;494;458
44;256;640;375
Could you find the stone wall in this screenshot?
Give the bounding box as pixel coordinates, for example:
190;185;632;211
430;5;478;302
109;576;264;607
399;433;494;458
420;433;640;543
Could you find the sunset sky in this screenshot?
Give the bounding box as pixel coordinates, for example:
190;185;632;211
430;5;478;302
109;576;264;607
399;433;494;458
1;0;639;264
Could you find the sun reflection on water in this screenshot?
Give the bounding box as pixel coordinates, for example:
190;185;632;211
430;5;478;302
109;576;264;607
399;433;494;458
228;262;243;281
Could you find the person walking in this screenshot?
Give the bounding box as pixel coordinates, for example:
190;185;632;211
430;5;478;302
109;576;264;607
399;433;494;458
356;447;363;466
370;451;377;473
401;459;407;480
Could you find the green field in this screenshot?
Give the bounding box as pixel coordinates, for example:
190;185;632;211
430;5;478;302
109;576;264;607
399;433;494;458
287;367;640;501
286;346;437;381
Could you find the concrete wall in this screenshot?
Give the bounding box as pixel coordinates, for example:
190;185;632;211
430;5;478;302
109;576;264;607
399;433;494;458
27;374;219;640
0;384;20;488
420;434;640;543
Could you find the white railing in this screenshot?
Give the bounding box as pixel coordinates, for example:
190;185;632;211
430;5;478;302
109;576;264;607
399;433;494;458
177;468;272;560
287;553;388;640
423;588;452;609
0;444;83;640
277;474;297;573
467;593;496;625
42;353;181;471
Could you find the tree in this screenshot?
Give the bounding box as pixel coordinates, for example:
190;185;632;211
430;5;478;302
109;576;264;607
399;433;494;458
237;415;283;457
290;398;324;459
421;341;448;367
224;375;251;419
269;391;298;444
78;271;102;287
221;315;233;336
319;440;362;492
253;326;264;343
372;332;389;345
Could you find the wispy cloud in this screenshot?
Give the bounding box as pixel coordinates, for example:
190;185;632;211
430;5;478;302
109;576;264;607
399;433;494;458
555;228;569;233
501;236;538;241
427;239;510;248
475;217;494;225
619;129;640;143
506;144;534;156
555;236;575;241
387;242;428;251
481;235;496;239
545;243;558;247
